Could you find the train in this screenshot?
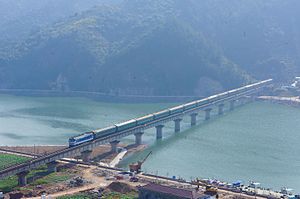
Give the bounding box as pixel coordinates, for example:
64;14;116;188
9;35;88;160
68;79;272;147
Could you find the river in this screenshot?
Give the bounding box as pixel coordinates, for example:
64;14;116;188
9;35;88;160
0;94;299;192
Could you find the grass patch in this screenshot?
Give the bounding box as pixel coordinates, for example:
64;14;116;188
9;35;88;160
57;192;138;199
0;154;30;170
18;187;34;192
58;193;92;199
0;176;18;193
0;166;48;193
103;192;138;199
31;172;71;185
0;164;72;193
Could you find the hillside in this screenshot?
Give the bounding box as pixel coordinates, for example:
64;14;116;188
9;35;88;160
1;0;299;96
0;0;122;58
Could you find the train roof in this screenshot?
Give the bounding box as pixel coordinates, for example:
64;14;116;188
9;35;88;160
196;98;207;103
115;119;136;127
183;101;198;106
69;132;93;139
153;109;170;115
169;105;184;110
228;89;236;93
207;94;219;99
93;125;116;133
262;78;273;83
136;114;154;120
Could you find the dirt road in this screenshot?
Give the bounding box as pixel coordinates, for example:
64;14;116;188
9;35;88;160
28;166;110;199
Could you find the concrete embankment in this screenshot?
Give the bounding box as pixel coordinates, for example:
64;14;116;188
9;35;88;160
109;148;128;167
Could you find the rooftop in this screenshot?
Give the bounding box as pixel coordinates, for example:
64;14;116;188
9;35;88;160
139;183;208;199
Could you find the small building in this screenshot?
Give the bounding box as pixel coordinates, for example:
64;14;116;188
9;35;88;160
138;183;211;199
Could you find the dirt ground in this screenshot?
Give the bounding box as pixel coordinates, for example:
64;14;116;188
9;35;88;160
3;161;264;199
5;164;81;199
28;165;111;199
1;143;148;198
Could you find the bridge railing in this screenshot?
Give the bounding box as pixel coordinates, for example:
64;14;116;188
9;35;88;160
85;79;273;139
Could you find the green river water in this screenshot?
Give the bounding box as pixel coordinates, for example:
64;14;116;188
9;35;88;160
0;94;299;192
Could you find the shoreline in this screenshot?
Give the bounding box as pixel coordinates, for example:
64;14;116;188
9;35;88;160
0;141;297;196
0;89;199;103
257;95;300;107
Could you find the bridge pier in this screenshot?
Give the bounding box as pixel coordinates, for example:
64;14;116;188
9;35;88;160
47;161;58;173
174;118;182;133
239;97;248;105
81;150;93;162
204;108;212;120
110;140;120;153
134;132;144;145
17;171;29;186
245;97;251;104
237;98;242;106
229;100;235;111
218;103;224;115
155;125;164;140
190;113;198;126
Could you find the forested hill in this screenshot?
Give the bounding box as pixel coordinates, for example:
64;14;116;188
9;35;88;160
0;0;299;96
0;0;121;45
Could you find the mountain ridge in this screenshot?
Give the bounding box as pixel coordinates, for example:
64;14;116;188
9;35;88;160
1;0;299;96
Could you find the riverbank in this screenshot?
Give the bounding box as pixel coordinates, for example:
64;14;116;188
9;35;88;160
0;89;198;103
258;96;300;107
0;151;293;199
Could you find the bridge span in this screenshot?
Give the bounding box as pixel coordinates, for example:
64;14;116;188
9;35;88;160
0;79;273;186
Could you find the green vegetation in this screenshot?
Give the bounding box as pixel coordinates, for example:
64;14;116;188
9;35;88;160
0;164;72;193
0;165;47;193
57;192;138;199
0;0;120;54
0;176;18;193
0;154;30;170
0;0;299;95
58;193;92;199
31;172;71;186
0;0;252;96
103;192;138;199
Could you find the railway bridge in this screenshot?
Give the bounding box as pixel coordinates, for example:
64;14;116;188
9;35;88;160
0;79;273;186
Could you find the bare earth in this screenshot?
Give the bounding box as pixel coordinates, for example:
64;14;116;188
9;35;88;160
29;165;111;199
0;144;269;199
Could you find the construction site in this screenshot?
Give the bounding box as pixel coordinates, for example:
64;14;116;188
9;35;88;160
0;144;295;199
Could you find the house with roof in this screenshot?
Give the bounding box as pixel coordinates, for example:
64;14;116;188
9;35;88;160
138;183;211;199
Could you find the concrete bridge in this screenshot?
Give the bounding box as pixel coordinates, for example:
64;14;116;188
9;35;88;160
0;79;273;186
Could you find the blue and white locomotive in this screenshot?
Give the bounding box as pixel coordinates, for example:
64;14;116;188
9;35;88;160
68;79;272;147
68;132;95;147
